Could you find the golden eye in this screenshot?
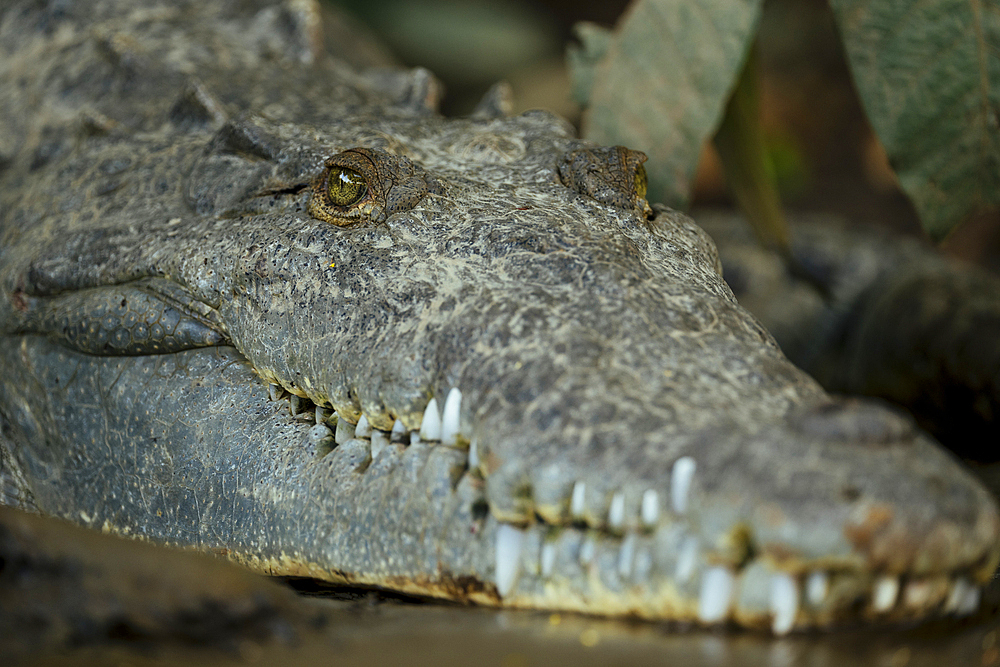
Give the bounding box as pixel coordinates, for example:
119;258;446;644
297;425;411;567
634;163;648;200
327;167;367;206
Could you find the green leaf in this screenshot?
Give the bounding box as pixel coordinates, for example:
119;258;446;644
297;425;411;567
566;23;613;109
576;0;764;208
829;0;1000;241
713;48;790;253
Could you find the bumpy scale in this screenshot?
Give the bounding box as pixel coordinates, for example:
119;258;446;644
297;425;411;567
0;0;997;635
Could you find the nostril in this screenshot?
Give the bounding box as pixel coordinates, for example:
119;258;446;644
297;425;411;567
792;399;917;445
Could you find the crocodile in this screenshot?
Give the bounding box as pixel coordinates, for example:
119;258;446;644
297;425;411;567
0;0;998;634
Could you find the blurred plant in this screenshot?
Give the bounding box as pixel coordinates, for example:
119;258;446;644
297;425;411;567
569;0;1000;245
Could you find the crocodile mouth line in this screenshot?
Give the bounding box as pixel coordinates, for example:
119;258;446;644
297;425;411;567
261;379;988;634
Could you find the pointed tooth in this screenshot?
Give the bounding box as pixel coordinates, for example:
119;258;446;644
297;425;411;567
370;430;389;458
495;524;524;597
579;535;595;565
540;541;556;578
872;575;900;612
441;388;462;445
805;571;829;606
617;533;636;578
390;418;407;442
698;567;735;624
671;456;696;514
268;383;283;401
946;577;980;616
608;491;625;530
354;414;372;438
769;573;799;635
314;406;333;425
289;394;309;416
307;423;335;455
334;417;356;445
468;436;480;470
640;489;659;527
634;546;653;583
675;535;698;584
944;578;967;613
957;585;981;617
419;398;442;441
570;481;586;518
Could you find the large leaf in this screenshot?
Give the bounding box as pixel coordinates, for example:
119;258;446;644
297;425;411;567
830;0;1000;240
576;0;764;208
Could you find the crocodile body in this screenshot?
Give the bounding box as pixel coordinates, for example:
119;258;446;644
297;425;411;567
0;0;997;633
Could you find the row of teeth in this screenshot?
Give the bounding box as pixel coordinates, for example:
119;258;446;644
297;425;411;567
272;384;470;457
270;383;697;530
494;523;984;634
267;382;984;634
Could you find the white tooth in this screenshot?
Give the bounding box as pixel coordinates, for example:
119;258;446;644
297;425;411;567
410;431;421;445
806;571;829;606
495;524;524;598
334;417;356;445
390;418;407;442
872;575;899;612
441;388;462;445
419;398;441;441
675;535;699;583
641;489;659;527
944;578;968;613
634;547;653;582
354;415;372;438
315;406;333;425
268;383;283;401
370;430;389;458
608;492;625;530
769;573;799;636
957;584;981;617
618;533;636;578
570;481;586;518
540;541;556;578
579;535;596;565
946;577;980;616
698;567;735;624
671;456;696;514
468;436;480;470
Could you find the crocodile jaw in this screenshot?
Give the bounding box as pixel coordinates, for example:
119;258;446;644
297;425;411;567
7;334;996;634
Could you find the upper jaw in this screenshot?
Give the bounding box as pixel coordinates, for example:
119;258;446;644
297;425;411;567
205;204;1000;631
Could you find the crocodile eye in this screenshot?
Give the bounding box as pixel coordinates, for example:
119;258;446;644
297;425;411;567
309;147;438;226
327;167;367;206
634;163;647;199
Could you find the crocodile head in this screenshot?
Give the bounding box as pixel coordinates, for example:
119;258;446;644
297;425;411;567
0;0;997;634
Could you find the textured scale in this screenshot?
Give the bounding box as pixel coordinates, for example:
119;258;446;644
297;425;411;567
0;0;998;634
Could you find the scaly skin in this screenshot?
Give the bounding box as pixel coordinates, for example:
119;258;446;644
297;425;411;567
0;0;997;633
